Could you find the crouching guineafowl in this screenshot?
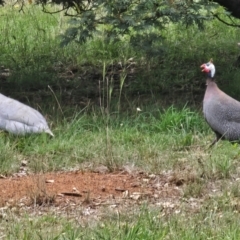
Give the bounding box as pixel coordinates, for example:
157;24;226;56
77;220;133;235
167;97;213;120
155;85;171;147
201;59;240;147
0;93;54;136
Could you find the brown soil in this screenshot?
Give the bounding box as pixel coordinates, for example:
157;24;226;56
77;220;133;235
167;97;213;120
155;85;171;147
0;170;182;208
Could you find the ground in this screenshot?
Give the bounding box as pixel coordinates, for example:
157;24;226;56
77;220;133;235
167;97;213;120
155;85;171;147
0;169;182;210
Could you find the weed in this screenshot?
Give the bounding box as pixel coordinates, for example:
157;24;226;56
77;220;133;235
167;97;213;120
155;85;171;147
28;175;56;206
0;4;240;240
183;181;205;198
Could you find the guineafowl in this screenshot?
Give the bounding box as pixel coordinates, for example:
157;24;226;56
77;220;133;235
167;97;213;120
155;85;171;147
201;60;240;147
0;93;54;136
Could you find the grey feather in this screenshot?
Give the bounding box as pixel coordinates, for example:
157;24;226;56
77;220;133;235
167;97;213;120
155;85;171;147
0;93;53;136
203;78;240;146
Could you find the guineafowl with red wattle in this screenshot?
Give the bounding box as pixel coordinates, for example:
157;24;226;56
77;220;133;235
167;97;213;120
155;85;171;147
201;59;240;147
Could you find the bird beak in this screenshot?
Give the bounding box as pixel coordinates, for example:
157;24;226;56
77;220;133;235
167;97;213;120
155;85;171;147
200;63;210;73
200;64;205;72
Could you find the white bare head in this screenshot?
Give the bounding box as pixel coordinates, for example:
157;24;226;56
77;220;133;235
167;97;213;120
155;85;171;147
200;58;215;79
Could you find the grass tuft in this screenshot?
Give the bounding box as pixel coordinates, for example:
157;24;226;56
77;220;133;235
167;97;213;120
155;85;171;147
0;4;240;239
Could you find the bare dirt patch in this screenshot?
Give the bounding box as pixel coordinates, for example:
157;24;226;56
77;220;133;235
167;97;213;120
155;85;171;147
0;170;182;208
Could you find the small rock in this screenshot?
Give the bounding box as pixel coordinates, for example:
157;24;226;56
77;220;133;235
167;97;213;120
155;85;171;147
154;183;162;189
142;178;149;183
130;192;142;200
93;165;109;174
21;160;28;166
82;207;93;216
57;193;64;197
45;179;54;183
14;172;27;177
149;174;156;179
153;194;159;198
164;182;169;187
110;204;117;208
122;190;129;198
162;202;175;209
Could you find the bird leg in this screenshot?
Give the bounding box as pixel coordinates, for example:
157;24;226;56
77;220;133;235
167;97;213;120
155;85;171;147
209;138;219;148
208;133;221;148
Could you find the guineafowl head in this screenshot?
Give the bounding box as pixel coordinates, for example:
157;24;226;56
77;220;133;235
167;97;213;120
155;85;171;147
200;59;215;80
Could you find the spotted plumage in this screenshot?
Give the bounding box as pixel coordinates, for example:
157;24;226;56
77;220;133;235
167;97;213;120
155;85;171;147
0;93;53;136
201;60;240;146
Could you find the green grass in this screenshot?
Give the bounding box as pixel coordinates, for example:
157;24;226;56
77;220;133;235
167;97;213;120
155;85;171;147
0;106;209;175
1;107;240;240
2;200;240;239
1;3;240;239
1;105;240;239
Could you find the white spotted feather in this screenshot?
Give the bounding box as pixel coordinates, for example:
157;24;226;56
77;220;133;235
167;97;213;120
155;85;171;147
0;93;53;136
